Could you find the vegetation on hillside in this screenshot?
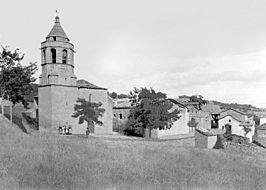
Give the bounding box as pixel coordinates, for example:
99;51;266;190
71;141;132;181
108;91;129;99
1;120;266;189
212;100;260;112
0;47;37;107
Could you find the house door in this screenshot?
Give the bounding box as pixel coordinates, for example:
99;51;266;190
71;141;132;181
225;124;232;135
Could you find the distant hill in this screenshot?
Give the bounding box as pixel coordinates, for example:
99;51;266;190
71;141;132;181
211;100;265;113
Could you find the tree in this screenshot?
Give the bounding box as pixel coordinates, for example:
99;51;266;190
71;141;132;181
108;91;129;99
0;47;37;122
189;95;207;109
108;91;118;99
127;87;180;138
72;98;105;133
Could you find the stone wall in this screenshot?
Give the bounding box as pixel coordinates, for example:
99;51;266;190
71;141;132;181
78;88;113;134
195;130;217;149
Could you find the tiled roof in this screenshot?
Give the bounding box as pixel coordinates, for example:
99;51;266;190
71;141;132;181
77;79;107;90
219;113;244;122
201;104;221;114
168;98;187;108
113;99;131;109
196;127;224;136
257;124;266;130
46;16;68;40
219;108;246;122
254;112;266;118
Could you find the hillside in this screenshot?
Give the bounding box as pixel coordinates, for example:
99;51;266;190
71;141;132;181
1;118;266;189
211;100;265;112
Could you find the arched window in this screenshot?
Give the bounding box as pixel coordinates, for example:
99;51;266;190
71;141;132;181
42;49;46;63
62;49;67;64
119;113;123;119
51;49;56;63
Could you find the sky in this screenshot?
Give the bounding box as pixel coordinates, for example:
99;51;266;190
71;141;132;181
0;0;266;107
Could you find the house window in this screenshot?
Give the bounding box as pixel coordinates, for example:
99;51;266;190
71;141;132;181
62;49;67;64
43;49;46;63
53;37;56;41
119;113;123;119
51;48;56;63
114;114;116;117
229;119;231;122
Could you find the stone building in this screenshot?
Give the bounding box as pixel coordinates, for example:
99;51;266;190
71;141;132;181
113;98;131;133
38;16;113;134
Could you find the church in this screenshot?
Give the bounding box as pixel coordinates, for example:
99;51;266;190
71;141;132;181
38;16;113;134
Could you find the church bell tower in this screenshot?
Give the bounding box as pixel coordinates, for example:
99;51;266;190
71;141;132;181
39;15;77;86
38;15;78;131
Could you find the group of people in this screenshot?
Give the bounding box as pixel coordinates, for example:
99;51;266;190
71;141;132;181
58;124;72;135
58;123;92;137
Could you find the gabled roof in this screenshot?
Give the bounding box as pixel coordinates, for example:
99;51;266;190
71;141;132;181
219;108;248;122
258;124;266;130
77;79;107;90
254;112;266;118
219;113;243;122
168;98;187;108
196;127;224;136
196;110;212;118
46;16;69;40
219;108;246;116
201;104;221;114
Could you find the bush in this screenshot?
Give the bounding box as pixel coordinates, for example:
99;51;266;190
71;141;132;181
224;134;249;144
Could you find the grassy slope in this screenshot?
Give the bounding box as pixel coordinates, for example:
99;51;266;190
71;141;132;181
1;120;266;190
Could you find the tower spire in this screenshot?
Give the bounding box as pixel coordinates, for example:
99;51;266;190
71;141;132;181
55;10;60;23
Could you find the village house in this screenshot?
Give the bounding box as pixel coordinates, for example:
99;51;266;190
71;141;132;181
148;99;191;138
175;99;221;130
112;98;192;138
256;124;266;138
113;98;131;133
255;112;266;125
195;127;224;149
38;16;113;134
218;108;255;142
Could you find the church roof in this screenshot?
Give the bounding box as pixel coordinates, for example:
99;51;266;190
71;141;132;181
46;16;69;40
77;79;107;90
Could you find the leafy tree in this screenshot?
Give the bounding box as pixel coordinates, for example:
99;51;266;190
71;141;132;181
108;91;129;99
0;47;37;122
127;87;180;138
72;98;105;132
24;83;38;103
189;95;207;108
108;91;118;99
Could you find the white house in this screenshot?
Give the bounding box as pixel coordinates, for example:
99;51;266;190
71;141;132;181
150;99;191;138
218;108;255;142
